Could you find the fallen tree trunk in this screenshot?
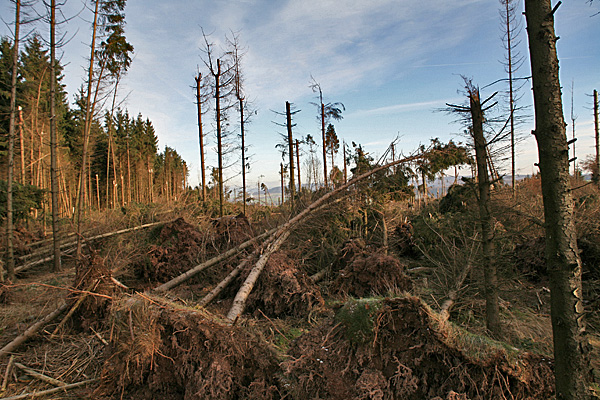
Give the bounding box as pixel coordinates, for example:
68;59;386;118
153;227;278;293
0;302;68;360
226;231;291;323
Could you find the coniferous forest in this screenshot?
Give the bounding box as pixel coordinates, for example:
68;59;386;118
0;1;599;399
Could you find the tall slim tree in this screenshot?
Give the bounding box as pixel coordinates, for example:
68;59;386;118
48;0;60;272
500;0;525;195
309;78;344;189
286;101;295;208
201;30;236;217
195;73;207;201
4;0;21;282
594;89;599;185
524;1;592;398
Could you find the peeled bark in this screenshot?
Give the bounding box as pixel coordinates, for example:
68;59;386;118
525;1;592;398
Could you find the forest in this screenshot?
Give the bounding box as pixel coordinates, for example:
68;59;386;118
0;0;599;399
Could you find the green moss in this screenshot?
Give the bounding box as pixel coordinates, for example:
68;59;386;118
448;323;520;364
335;298;384;344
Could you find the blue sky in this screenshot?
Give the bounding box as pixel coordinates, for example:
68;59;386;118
2;0;599;189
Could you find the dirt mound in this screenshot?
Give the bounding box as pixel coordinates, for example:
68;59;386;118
137;217;206;282
333;240;412;297
245;252;324;318
99;294;280;399
283;296;554;400
212;213;254;247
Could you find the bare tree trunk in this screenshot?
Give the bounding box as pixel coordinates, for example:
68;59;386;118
215;60;224;217
4;0;21;282
18;108;25;184
240;97;246;214
286;102;295;208
525;1;592;398
295;139;301;193
76;0;100;260
195;74;207;201
470;87;501;337
321;103;328;188
594;89;599;186
280;163;284;205
49;0;61;272
343;141;347;183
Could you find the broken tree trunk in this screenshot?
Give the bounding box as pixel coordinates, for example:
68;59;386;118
0;302;68;360
153;227;277;293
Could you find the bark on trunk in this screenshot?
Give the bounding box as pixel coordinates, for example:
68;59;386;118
49;0;61;272
4;0;20;282
286;101;295;208
470;88;501;337
525;1;592;398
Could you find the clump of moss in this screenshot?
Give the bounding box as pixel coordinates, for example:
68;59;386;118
335;298;383;344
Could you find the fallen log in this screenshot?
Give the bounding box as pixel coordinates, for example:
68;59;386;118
226;231;291;323
153;227;278;293
0;302;68;361
0;378;98;400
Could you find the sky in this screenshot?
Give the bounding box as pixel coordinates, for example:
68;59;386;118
1;0;599;190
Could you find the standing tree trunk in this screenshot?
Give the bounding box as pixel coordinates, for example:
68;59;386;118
76;0;100;260
286;102;295;209
321;103;328;189
195;74;207;201
215;59;224;217
524;1;591;398
49;0;61;272
240;97;246;215
295;139;301;193
469;86;501;337
594;89;599;186
5;0;21;282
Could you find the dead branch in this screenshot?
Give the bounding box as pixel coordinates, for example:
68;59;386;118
0;302;68;360
153;227;277;293
0;378;98;400
14;362;66;387
1;355;14;391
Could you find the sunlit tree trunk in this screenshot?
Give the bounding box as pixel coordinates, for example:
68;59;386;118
4;0;21;282
49;0;61;272
525;1;592;398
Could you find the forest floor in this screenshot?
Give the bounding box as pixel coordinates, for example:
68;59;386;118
0;179;599;399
